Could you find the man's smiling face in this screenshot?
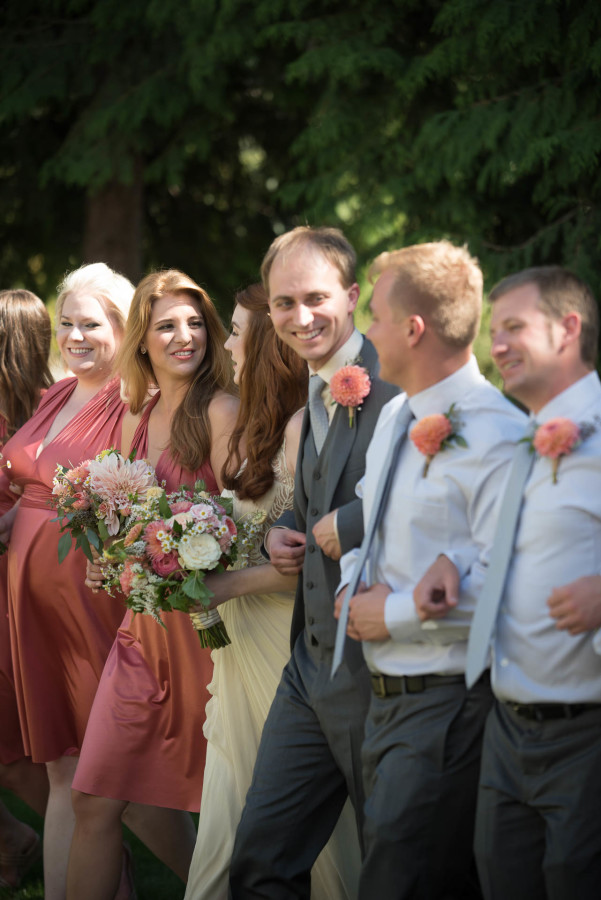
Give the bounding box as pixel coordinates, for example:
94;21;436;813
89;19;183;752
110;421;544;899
490;282;565;412
267;245;358;371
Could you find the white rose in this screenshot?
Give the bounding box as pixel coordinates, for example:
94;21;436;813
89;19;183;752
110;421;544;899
178;533;222;571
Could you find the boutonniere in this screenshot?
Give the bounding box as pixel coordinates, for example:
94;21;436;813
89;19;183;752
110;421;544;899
330;364;371;427
410;403;467;477
524;417;590;484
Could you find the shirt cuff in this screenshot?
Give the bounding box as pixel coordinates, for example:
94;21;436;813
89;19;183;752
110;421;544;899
337;546;361;595
384;590;421;642
332;509;340;545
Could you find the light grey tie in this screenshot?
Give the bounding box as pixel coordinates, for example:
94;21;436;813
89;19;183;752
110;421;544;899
309;374;329;455
331;403;413;677
465;437;535;688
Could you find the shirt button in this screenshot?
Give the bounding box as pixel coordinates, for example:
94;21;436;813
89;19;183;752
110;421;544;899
500;658;509;667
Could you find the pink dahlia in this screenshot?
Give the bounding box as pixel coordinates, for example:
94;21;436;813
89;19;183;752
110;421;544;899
87;455;157;506
330;366;371;426
411;414;453;457
533;417;580;484
533;418;580;459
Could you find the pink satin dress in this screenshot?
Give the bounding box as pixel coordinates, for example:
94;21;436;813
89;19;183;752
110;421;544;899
0;416;24;764
73;393;215;811
5;378;127;763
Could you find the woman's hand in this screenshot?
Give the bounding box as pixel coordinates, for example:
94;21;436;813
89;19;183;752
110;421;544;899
85;546;105;594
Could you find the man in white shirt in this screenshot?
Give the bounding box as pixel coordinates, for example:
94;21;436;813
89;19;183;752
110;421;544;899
467;267;601;899
335;241;526;899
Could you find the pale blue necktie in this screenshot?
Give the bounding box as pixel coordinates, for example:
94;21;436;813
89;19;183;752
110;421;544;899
331;402;413;677
465;437;536;688
309;374;329;455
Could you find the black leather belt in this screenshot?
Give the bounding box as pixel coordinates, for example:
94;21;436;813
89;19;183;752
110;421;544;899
506;702;600;722
371;672;464;698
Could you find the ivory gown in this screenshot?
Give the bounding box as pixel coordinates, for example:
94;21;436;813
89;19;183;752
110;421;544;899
4;378;127;762
73;392;215;811
185;444;360;900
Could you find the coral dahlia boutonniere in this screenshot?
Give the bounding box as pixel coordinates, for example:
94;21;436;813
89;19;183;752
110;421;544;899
330;364;371;427
410;404;467;477
528;417;582;484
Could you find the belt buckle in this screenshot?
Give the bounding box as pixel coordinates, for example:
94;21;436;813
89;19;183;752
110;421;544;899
373;674;387;698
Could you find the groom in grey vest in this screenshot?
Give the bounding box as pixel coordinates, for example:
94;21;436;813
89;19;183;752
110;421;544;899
229;227;397;897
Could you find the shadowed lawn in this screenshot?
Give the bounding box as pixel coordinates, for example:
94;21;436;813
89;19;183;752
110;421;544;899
0;788;192;899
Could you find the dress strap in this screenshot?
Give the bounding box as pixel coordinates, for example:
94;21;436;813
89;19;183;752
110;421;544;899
130;391;161;457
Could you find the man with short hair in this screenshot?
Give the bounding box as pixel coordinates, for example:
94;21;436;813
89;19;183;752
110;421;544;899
465;266;601;899
335;241;526;899
229;226;397;898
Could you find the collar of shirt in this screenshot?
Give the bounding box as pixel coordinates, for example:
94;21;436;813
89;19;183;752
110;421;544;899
310;328;364;386
530;370;601;426
407;355;484;421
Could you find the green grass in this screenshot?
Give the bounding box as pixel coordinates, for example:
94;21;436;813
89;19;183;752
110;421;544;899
0;789;192;899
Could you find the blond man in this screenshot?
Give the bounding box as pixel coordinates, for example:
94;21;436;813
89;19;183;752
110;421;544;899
335;242;526;899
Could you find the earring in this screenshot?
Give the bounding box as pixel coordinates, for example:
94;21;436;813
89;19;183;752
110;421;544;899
140;346;147;355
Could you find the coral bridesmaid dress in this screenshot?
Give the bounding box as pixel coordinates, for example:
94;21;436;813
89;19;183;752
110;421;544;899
73;393;215;811
0;416;25;765
4;377;127;762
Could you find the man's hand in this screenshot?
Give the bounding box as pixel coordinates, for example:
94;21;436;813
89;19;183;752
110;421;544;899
413;555;459;622
337;582;391;642
265;528;306;576
547;576;601;635
312;510;341;560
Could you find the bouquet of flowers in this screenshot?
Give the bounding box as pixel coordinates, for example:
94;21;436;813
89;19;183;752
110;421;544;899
51;449;159;563
100;483;264;649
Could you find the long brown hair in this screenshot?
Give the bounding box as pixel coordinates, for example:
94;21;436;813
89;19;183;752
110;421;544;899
116;270;234;471
222;284;307;500
0;290;54;435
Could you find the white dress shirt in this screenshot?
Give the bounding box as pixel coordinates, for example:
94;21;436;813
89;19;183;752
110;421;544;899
338;356;527;677
492;371;601;704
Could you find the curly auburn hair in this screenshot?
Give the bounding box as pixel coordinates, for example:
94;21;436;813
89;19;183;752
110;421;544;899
221;284;307;500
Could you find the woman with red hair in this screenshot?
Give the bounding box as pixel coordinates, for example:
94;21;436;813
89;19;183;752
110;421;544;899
184;285;358;900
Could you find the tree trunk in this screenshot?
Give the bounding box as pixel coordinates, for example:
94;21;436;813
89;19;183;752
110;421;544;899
83;163;143;285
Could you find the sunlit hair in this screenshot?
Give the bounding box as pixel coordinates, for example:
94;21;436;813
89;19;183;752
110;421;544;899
369;241;483;349
221;284;307;501
489;266;599;368
56;262;134;334
261;226;357;292
117;269;234;471
0;290;54;436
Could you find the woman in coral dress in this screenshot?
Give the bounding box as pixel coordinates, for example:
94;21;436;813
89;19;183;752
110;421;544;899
184;285;360;900
0;264;134;900
0;289;53;891
68;269;238;900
